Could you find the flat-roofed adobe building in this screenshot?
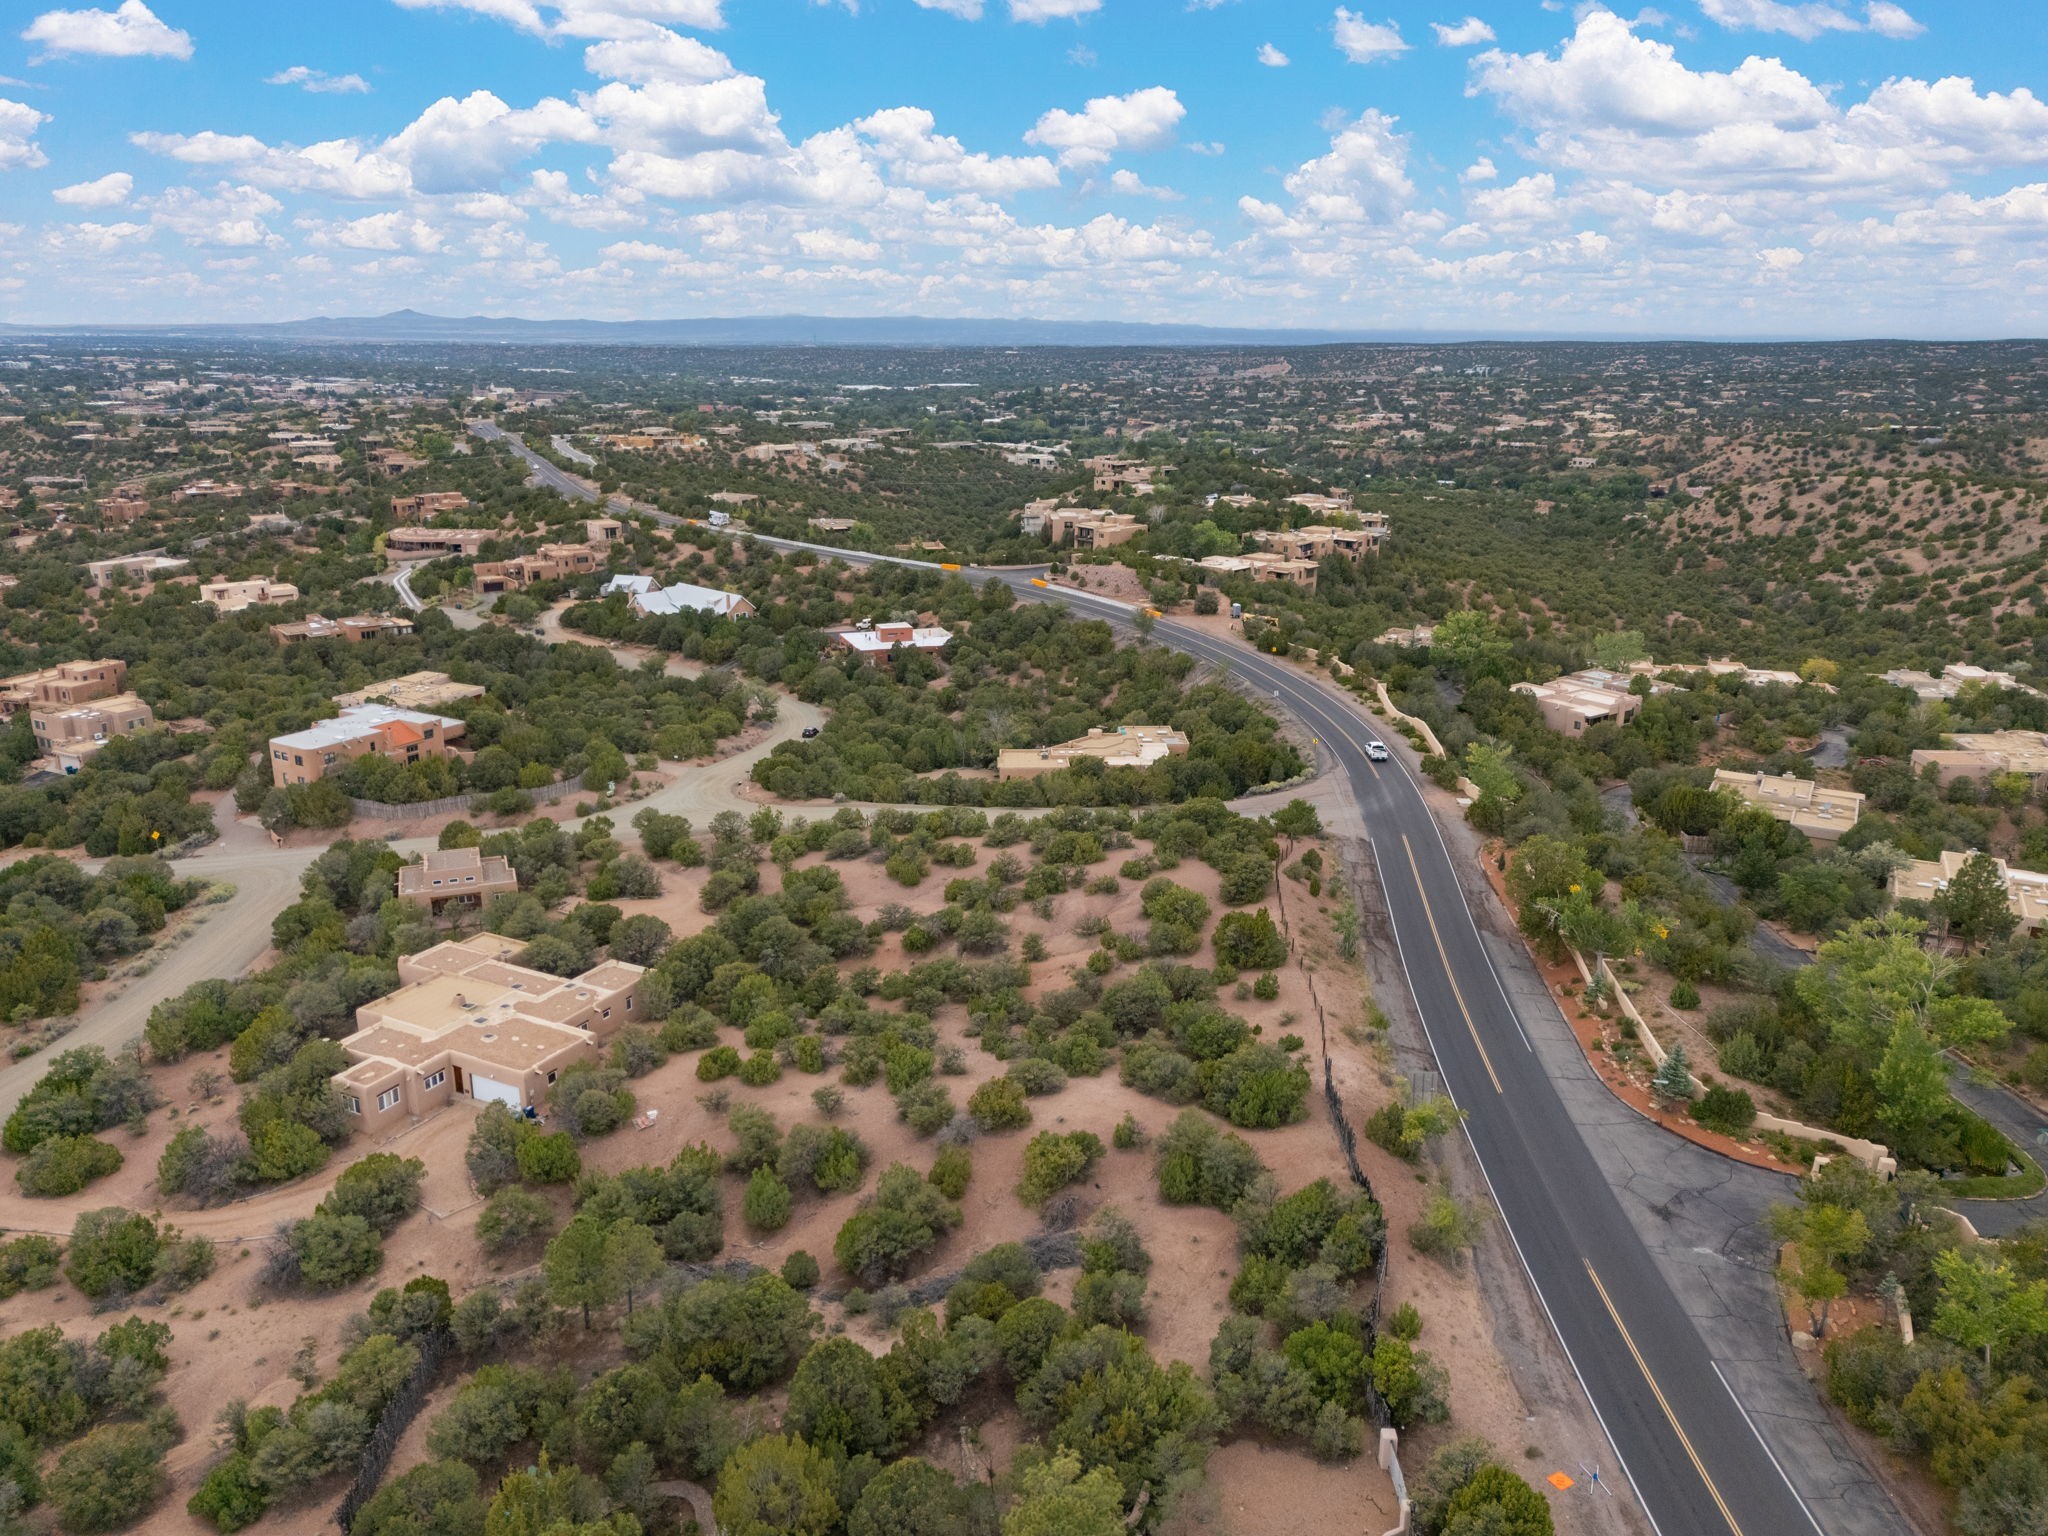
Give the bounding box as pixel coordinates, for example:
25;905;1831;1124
390;491;471;522
828;622;952;666
334;933;646;1134
1910;731;2048;790
198;577;300;612
1514;669;1645;736
1892;851;2048;938
333;671;486;711
271;614;416;645
1250;522;1388;561
0;658;128;718
1046;509;1143;548
34;693;155;772
997;724;1189;780
398;847;517;915
269;702;464;787
472;543;603;593
386;527;491;559
1712;768;1865;846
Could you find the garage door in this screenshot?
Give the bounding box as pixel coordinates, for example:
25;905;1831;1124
471;1074;522;1110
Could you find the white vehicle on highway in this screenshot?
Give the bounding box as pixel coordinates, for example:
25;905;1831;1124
1366;740;1390;762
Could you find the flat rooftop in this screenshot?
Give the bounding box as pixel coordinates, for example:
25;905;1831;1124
272;702;463;753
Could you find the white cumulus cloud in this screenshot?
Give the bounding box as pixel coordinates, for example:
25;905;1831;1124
1106;167;1183;200
1431;16;1494;46
390;0;727;38
54;170;133;205
0;99;49;170
910;0;985;16
267;65;372;93
1333;10;1408;63
1009;0;1101;20
1699;0;1922;40
1026;86;1184;168
21;1;192;59
854;106;1059;194
384;90;600;194
583;29;732;81
1257;42;1289;66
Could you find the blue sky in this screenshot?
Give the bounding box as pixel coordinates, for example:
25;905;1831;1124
4;0;2048;335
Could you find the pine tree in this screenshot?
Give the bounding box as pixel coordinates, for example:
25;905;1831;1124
1651;1043;1693;1103
1935;851;2019;949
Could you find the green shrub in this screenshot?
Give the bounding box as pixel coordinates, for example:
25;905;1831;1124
833;1163;962;1285
324;1153;426;1234
346;1460;486;1536
0;1233;62;1296
1155;1111;1267;1209
1017;1130;1105;1206
928;1145;973;1200
1669;979;1701;1010
1408;1192;1481;1267
738;1051;783;1087
476;1188;556;1255
65;1207;165;1298
1214;909;1287;969
16;1133;122;1197
779;1124;869;1194
290;1210;383;1288
697;1045;743;1081
187;1453;267;1532
1445;1464;1554;1535
1715;1030;1772;1084
895;1081;954;1137
1692;1085;1756;1136
516;1131;582;1184
743;1167;794;1232
48;1420;173;1534
1111;1113;1145;1150
1252;973;1281;1001
244;1119;328;1183
781;1250;821;1290
968;1077;1031;1132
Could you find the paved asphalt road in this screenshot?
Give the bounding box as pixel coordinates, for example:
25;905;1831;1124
470;422;1879;1536
1022;589;1834;1536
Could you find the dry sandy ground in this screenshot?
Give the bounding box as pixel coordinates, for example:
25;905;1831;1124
0;821;1543;1535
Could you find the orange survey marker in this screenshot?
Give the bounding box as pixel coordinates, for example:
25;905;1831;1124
1547;1472;1576;1491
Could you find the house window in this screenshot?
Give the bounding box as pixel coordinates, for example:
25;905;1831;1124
625;996;633;1012
546;1070;558;1083
601;1007;611;1020
423;1069;447;1091
344;1094;362;1115
376;1086;401;1112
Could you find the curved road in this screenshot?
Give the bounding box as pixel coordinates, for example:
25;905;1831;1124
720;534;1858;1536
467;425;1892;1536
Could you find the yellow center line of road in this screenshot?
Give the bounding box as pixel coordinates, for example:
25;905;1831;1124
1401;834;1503;1095
1584;1259;1746;1536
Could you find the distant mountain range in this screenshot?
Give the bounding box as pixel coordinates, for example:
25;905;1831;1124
0;308;1658;348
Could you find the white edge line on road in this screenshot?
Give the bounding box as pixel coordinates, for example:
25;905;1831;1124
1363;834;1666;1536
433;478;1728;1536
1711;1361;1827;1536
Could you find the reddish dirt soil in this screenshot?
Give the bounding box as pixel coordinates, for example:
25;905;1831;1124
0;822;1551;1533
1481;850;1805;1177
